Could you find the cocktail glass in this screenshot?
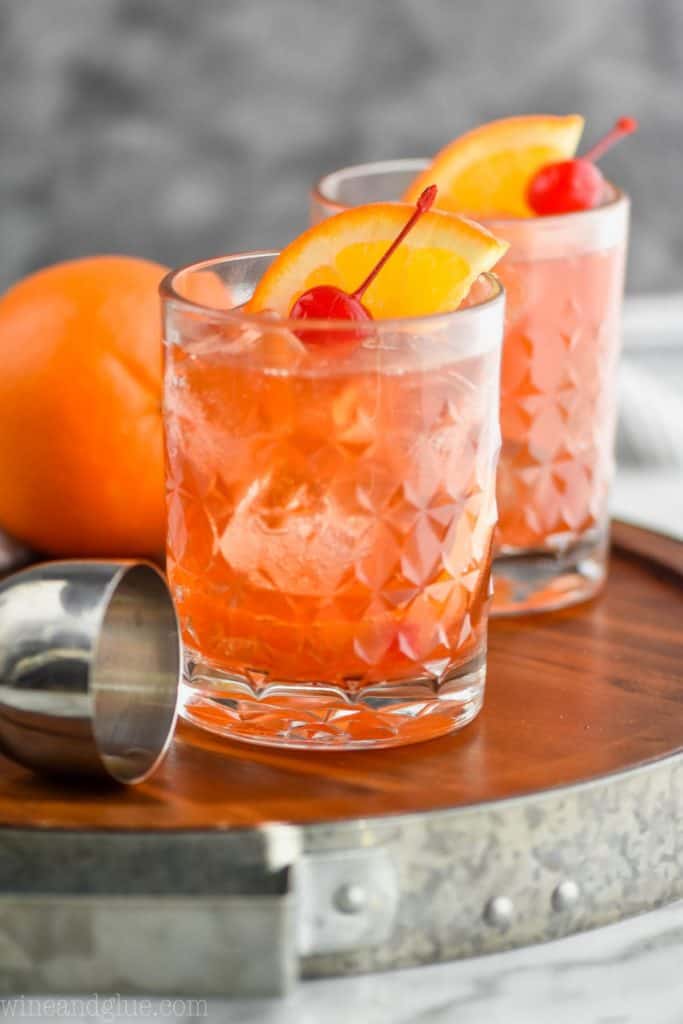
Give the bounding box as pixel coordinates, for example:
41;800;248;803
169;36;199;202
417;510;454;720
312;161;629;613
161;254;504;750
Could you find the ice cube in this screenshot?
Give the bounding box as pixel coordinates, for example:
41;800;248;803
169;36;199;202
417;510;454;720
259;323;307;370
218;455;377;597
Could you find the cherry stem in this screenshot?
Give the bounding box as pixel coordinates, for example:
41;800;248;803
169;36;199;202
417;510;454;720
351;184;438;300
582;116;639;164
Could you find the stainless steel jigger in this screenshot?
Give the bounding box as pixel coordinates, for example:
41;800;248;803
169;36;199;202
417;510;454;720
0;561;181;784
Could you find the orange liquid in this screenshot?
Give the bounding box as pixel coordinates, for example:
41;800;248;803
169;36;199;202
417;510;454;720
496;242;627;551
165;339;499;693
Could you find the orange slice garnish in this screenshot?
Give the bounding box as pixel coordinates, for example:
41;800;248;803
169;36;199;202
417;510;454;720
248;202;508;319
403;115;585;218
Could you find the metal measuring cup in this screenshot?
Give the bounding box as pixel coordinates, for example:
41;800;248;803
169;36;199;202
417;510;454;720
0;560;181;784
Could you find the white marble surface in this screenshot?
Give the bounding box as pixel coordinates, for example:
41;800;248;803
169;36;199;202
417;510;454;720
218;901;683;1023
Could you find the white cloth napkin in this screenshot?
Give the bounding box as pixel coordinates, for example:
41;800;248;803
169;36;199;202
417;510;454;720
617;292;683;469
612;292;683;539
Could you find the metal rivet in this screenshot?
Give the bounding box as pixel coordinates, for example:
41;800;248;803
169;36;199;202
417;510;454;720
552;880;581;912
334;883;367;915
484;896;514;928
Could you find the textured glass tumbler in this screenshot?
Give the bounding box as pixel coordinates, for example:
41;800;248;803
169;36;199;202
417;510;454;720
313;161;630;614
161;255;504;750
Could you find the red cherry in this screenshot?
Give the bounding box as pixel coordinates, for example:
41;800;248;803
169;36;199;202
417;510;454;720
289;285;372;345
290;184;437;344
528;116;638;216
290;284;371;322
527;159;604;215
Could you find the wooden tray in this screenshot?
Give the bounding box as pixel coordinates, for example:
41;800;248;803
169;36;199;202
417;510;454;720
0;520;681;997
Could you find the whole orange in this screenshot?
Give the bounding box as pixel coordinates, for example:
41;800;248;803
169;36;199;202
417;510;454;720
0;255;168;557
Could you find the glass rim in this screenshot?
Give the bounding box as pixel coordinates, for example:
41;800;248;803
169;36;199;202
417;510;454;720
160;252;505;333
312;157;630;229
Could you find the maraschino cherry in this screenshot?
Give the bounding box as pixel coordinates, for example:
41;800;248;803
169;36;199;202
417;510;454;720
290;184;437;343
528;117;638;216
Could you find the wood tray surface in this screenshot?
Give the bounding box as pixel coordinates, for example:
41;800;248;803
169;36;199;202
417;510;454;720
0;521;680;832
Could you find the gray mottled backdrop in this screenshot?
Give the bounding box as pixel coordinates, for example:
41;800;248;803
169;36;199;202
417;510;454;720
0;0;681;293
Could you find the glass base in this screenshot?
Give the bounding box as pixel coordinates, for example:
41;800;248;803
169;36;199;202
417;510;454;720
491;529;608;616
179;653;486;751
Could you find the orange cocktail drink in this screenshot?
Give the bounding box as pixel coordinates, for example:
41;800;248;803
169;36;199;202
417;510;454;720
313;116;632;613
161;242;505;750
485;200;628;609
